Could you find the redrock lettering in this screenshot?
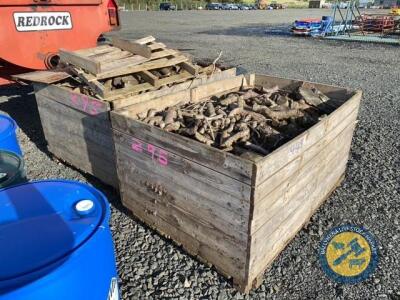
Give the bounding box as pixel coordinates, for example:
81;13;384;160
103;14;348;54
14;12;72;32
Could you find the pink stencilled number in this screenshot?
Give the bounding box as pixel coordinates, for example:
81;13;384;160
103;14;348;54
88;100;102;115
70;94;80;107
81;95;90;112
147;144;156;160
158;149;168;166
70;93;102;115
131;139;143;153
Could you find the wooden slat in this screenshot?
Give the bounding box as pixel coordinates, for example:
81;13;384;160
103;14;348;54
153;70;194;88
253;105;359;204
134;36;156;45
248;158;348;281
251;122;356;235
91;49;132;63
121;188;247;282
191;75;245;101
13;70;70;84
96;56;189;80
100;55;149;74
180;61;199;76
106;83;155;101
34;83;110;115
69;68;107;98
116;152;248;241
150;49;179;60
113;130;252;201
254;90;362;186
36;97;118;188
148;42;166;51
110;68;237;109
59;49;101;75
139;70;158;86
75;44;114;56
111;36;152;58
111;110;254;184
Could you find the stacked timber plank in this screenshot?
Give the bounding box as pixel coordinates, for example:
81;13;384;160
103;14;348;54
111;74;362;292
58;36;221;102
17;36;236;188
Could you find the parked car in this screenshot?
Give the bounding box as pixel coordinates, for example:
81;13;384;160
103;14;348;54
159;2;176;10
206;2;222;9
238;4;250;9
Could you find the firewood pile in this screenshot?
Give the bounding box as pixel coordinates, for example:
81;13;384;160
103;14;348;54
136;83;337;156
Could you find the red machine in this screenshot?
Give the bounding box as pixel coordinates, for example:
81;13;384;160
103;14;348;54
0;0;119;84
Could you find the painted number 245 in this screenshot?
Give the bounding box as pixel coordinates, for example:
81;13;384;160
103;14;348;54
131;138;168;166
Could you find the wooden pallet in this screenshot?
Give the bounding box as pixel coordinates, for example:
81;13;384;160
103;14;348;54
110;74;362;292
59;36;201;99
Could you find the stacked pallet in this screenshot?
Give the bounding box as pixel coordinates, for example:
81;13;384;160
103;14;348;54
59;36;220;101
16;36;236;188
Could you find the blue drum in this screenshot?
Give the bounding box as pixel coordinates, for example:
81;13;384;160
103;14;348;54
0;180;119;300
0;114;22;156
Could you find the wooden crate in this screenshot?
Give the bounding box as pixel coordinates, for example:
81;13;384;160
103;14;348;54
33;68;237;188
110;74;362;291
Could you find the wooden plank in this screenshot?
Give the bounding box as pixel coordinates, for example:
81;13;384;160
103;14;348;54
100;55;149;73
148;42;166;51
75;45;114;56
254;90;362;186
91;49;132;63
96;56;189;80
36;94;110;130
69;68;107;98
251;122;356;234
119;179;248;261
250;74;355;103
248;159;348;281
154;70;194;88
34;83;110;115
191;75;245;101
37;100;118;188
121;189;247;282
59;49;101;75
106;83;155;101
13;70;70;84
139;70;158;86
111;110;254;184
180;61;199;76
110;68;237;109
253;106;359;204
150;49;179;60
113;130;252;201
38;104;114;149
134;36;156;45
111;36;152;58
117;154;248;242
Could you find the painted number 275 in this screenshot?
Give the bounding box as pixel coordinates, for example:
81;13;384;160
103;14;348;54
131;138;168;166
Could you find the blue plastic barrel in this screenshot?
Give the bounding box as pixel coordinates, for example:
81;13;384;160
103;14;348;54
0;150;26;188
0;180;119;300
0;114;22;156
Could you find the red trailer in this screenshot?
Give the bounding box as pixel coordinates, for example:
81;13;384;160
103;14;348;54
0;0;119;84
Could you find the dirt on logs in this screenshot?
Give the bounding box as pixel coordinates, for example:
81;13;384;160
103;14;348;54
137;83;337;157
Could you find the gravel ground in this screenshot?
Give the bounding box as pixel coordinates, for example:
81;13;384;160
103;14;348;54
1;9;399;299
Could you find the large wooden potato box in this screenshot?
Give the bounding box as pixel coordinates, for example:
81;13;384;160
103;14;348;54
33;68;236;188
111;74;362;291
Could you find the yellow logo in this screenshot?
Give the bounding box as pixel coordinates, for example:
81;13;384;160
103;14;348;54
319;225;378;283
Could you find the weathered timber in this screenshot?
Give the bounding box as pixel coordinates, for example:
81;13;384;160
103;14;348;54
111;73;362;292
